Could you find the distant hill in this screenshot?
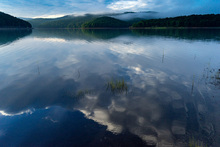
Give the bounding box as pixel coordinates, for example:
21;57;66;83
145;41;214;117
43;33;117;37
132;14;220;28
0;12;32;28
28;14;102;28
28;18;56;28
110;11;158;21
28;12;158;28
82;17;129;28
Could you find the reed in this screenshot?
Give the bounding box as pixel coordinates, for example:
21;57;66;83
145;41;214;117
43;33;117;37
189;137;207;147
106;78;128;93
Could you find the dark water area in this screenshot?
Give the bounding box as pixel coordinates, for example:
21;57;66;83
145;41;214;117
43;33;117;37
0;29;220;146
0;29;32;46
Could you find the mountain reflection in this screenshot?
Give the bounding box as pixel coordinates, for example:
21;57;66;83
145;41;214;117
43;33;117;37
31;28;220;42
0;29;32;46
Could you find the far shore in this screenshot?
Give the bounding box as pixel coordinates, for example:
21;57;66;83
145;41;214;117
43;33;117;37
1;27;220;30
0;28;32;30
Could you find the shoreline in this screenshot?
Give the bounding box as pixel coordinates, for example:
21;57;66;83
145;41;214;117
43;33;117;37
130;27;220;29
0;28;32;30
1;27;220;30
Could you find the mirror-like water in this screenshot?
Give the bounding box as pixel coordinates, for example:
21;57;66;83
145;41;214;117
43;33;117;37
0;29;220;146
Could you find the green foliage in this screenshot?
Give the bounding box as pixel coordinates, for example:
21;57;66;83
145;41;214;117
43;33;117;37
132;14;220;28
0;11;32;28
82;17;130;28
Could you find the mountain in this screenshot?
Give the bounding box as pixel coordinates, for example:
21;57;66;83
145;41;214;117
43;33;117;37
28;12;158;28
82;17;129;28
0;12;32;28
110;11;158;21
28;14;101;28
132;14;220;28
28;18;55;28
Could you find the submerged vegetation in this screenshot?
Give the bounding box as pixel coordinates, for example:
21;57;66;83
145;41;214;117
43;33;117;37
211;69;220;88
189;137;207;147
106;79;128;94
76;89;95;98
65;89;95;99
203;65;220;88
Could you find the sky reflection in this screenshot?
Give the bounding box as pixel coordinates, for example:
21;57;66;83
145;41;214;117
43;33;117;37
0;29;219;146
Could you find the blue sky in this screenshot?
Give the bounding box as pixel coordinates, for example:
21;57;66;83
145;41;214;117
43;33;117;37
0;0;220;18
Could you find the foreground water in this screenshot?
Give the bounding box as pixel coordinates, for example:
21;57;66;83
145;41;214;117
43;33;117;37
0;29;220;146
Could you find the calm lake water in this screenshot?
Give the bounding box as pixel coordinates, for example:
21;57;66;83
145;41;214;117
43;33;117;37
0;29;220;146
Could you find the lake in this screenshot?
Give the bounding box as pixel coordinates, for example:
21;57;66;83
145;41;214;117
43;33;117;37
0;29;220;146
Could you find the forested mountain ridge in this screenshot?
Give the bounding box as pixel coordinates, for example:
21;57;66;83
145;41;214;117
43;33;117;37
28;14;99;28
27;13;220;29
132;14;220;28
28;12;157;28
82;17;130;28
0;11;32;28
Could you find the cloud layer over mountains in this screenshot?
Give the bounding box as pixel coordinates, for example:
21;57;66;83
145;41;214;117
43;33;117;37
0;0;220;18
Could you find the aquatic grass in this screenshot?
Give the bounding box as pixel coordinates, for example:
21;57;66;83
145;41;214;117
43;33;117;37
210;69;220;87
162;48;164;63
202;65;220;88
191;74;195;95
65;89;95;100
106;78;128;94
76;89;95;98
189;137;207;147
215;69;220;80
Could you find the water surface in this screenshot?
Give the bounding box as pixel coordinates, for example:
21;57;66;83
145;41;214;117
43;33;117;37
0;29;220;146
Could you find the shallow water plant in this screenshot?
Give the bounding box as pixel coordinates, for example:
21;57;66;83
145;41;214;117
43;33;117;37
189;137;207;147
203;66;220;88
76;89;95;98
106;78;128;94
210;69;220;88
65;89;95;99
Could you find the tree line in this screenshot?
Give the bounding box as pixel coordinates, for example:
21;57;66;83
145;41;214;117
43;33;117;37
132;14;220;28
0;12;32;28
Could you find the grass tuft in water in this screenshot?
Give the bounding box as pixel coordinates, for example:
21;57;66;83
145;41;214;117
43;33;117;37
106;78;128;94
203;65;220;88
189;137;207;147
76;89;94;98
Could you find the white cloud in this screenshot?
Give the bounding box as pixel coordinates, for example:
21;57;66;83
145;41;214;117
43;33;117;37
34;37;67;43
107;0;147;10
0;109;34;116
79;109;123;134
33;14;67;18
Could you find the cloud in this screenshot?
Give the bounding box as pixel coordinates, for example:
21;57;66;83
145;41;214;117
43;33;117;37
107;0;147;10
33;14;67;18
0;109;34;116
0;0;220;19
0;0;107;18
